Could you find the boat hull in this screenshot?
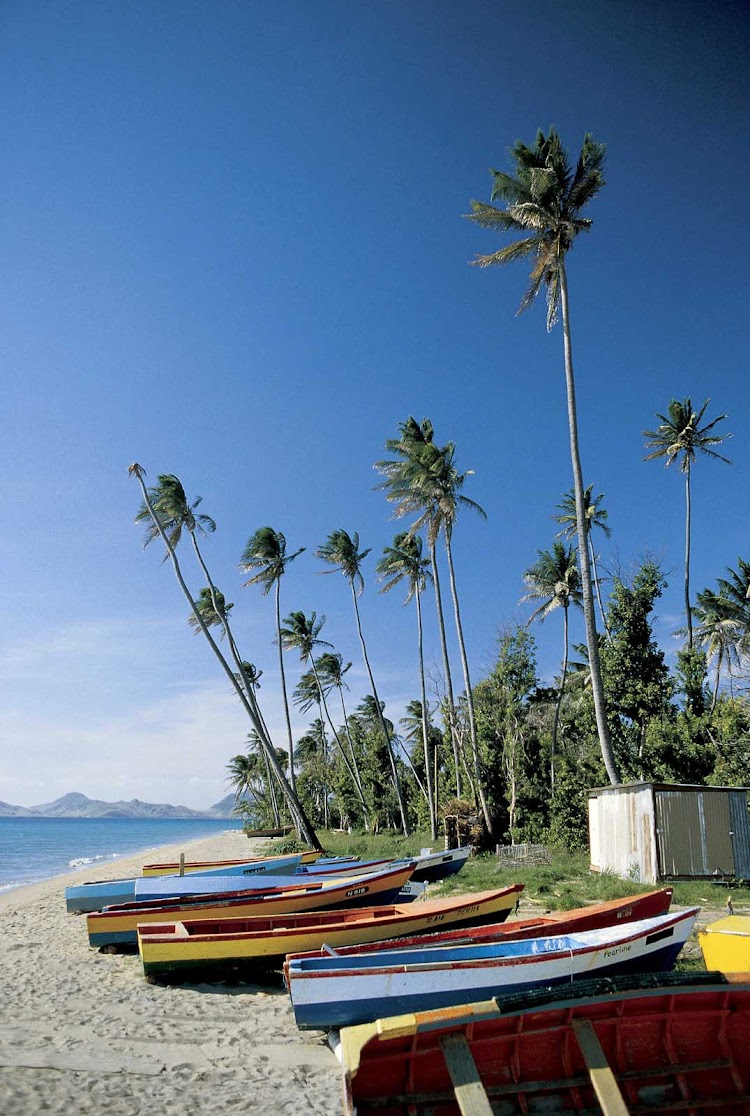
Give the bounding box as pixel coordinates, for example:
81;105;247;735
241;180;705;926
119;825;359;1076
65;854;304;913
141;850;323;876
285;908;698;1030
136;886;524;977
699;914;750;973
336;974;750;1115
289;888;674;962
86;863;416;948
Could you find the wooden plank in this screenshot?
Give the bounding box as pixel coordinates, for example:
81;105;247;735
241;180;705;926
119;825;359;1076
571;1018;630;1116
439;1032;494;1116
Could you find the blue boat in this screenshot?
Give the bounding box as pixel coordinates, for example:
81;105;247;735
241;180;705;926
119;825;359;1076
284;908;699;1030
65;853;305;913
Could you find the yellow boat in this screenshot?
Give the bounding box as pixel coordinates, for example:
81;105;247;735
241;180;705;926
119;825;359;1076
699;915;750;973
136;886;524;978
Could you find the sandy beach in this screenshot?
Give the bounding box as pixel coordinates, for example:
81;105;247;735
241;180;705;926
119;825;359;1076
0;831;342;1115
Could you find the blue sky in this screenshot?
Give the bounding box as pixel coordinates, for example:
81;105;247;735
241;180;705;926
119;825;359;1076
1;0;747;808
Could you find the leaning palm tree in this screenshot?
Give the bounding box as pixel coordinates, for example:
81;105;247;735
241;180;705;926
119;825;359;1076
522;541;582;785
377;531;437;838
375;419;491;833
128;465;321;850
240;528;305;798
315;652;368;815
315;530;409;835
467;128;619;785
644;398;731;648
554;485;611;635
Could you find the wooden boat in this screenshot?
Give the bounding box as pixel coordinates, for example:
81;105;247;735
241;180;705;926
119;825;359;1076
65;853;305;913
334;973;750;1114
284;907;698;1030
699;914;750;973
65;853;306;913
141;849;324;876
407;846;471;883
136;886;524;978
244;826;293;837
289;888;674;962
86;862;416;948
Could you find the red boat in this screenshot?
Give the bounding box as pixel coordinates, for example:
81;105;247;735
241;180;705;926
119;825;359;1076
335;973;750;1114
290;888;673;962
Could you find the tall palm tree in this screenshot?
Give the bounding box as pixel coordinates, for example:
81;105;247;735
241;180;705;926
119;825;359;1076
375;419;491;833
522;541;582;785
128;465;321;850
377;531;437;838
554;485;611;636
187;587;234;634
693;588;743;711
315;530;409;835
240;527;305;798
643;398;731;648
467;128;619;785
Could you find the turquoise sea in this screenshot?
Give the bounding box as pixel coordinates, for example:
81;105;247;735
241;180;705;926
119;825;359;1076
0;816;244;893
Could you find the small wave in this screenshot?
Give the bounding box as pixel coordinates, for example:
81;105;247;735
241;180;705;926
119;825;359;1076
68;855;104;868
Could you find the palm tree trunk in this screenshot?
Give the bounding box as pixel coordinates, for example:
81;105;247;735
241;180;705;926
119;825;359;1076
334;686;368;823
429;541;462;798
551;603;570;788
349;585;409;835
309;657;370;826
685;465;693;648
443;529;493;834
274;580;298;800
589;540;610;637
129;465;322;850
416;588;437;839
558;266;620;785
711;646;723;713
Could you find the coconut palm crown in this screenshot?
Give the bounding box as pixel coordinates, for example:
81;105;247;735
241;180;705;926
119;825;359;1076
467;127;605;329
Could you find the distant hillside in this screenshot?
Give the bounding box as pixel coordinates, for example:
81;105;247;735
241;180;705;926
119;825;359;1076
0;792;243;819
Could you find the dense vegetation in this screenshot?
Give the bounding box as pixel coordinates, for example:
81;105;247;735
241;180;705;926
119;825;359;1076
130;130;744;853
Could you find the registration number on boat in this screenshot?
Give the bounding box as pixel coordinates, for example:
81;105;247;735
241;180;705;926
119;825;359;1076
346;887;367;898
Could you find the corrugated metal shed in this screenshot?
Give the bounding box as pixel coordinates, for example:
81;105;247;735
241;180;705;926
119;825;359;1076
588;782;750;884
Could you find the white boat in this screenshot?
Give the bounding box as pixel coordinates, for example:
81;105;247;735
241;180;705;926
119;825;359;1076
285;907;698;1030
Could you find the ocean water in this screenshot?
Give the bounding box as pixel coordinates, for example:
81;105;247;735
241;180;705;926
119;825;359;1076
0;816;245;893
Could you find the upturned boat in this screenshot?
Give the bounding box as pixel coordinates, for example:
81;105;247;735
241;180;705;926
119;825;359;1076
333;972;750;1114
65;853;306;913
136;886;524;978
407;846;471;883
699;914;750;973
289;888;674;962
86;862;416;948
284;907;698;1030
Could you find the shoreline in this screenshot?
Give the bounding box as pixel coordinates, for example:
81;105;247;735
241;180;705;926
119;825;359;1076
0;830;341;1115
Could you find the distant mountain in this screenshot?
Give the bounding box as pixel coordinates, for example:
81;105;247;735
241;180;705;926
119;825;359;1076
0;792;243;820
208;793;250;817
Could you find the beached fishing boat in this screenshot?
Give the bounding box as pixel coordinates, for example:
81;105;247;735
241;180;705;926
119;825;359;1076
285;907;698;1030
65;853;306;913
141;849;324;876
333;973;750;1114
289;888;674;962
86;862;417;948
699;914;750;974
244;826;293;837
407;846;471;883
136;886;524;978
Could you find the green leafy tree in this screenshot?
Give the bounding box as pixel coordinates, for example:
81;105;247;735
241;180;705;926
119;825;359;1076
599;560;673;778
522;541;581;783
467;128;619;785
240;527;305;798
643;398;731;647
316;530;409;835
